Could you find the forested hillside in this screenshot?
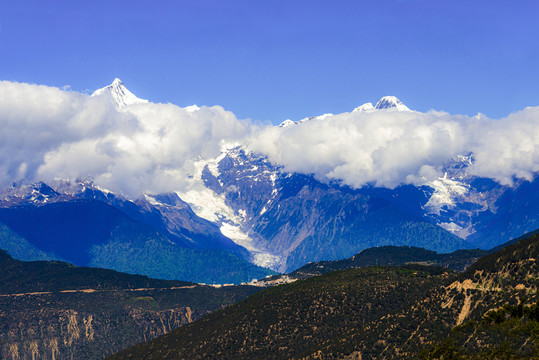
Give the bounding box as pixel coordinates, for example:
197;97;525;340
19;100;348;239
110;231;538;359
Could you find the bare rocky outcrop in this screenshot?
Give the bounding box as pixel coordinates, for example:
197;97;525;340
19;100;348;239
1;302;200;360
0;283;255;360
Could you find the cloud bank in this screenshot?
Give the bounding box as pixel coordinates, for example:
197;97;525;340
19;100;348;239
248;107;539;187
1;80;538;197
0;81;249;196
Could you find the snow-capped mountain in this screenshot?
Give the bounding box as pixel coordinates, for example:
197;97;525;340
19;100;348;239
0;178;274;283
278;119;296;128
4;147;536;274
176;147;473;272
419;154;539;248
353;96;411;112
373;95;411;111
0;178;243;252
3;81;539;276
174;143;539;271
278;96;410;127
352;102;375;112
177;150;286;270
92;78;149;108
278;113;334;128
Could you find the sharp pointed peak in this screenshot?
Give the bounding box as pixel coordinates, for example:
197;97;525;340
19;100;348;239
109;78;126;88
278;119;296;128
92;78;148;108
353;102;375;112
374;96;410;111
354;96;410;112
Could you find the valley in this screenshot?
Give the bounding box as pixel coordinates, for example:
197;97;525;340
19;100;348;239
2;1;539;357
1;80;539;360
2;230;536;359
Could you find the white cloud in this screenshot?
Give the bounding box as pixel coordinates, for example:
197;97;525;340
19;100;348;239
1;80;539;196
468;107;539;184
0;81;249;197
247;110;474;188
246;107;539;188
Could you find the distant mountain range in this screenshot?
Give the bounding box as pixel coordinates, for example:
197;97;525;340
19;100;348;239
91;80;539;264
1;79;538;282
180;145;539;272
1;214;536;359
0;180;274;284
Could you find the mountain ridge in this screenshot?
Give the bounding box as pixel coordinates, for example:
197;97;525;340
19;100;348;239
108;229;539;359
3;80;539;279
0;183;276;284
0;250;261;360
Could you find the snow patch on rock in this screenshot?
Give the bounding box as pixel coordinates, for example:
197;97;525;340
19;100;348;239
424;174;469;215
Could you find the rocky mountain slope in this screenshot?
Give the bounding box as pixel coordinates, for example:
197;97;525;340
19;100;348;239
0;181;274;284
303;231;539;359
109;230;539;359
179;143;539;272
0;250;260;360
247;245;487;287
109;265;452;360
183;147;470;272
4;80;539;279
280;245;487;281
0;237;493;360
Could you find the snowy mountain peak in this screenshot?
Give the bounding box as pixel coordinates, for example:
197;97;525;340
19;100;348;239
278;119;296;128
277;113;333;128
92;78;149;108
374;96;410;111
111;78;123;86
353;96;410;112
353;102;375;112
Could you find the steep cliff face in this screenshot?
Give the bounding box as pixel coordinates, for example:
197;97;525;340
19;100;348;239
1;295;196;360
0;252;260;360
0;286;259;360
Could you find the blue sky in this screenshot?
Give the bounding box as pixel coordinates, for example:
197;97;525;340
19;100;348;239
1;0;539;123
